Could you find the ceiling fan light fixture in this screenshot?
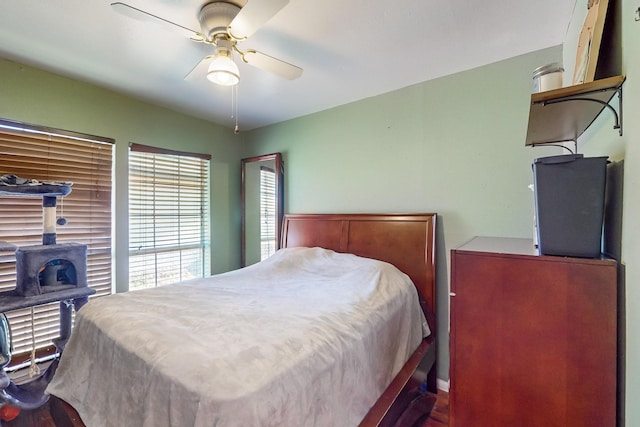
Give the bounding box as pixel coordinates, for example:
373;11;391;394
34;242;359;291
207;49;240;86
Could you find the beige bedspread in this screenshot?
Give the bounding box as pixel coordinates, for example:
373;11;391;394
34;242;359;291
46;247;429;427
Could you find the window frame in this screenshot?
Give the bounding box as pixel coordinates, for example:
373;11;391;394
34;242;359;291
0;118;113;370
128;143;211;290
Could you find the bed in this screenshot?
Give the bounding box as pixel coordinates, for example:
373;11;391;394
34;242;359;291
46;213;437;426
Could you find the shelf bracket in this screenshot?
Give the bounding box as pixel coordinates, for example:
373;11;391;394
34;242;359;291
529;140;578;154
541;85;623;137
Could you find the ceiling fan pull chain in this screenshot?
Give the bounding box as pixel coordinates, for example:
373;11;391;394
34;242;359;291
233;85;240;134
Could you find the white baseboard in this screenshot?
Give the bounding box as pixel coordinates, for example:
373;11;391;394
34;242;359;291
437;379;450;392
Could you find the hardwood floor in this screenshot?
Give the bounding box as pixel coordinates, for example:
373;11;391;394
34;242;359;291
4;392;450;426
4;397;85;427
3;400;58;427
423;391;449;426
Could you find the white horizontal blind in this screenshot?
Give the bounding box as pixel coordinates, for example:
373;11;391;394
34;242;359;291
129;144;210;290
260;166;276;260
0;120;113;357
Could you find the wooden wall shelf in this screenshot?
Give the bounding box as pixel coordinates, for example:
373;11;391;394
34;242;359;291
525;75;625;148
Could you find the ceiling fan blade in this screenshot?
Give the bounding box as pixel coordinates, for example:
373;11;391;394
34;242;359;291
111;2;205;41
184;55;215;81
241;50;302;80
228;0;289;40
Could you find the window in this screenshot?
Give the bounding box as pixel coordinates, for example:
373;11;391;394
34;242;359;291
0;119;113;363
128;143;210;290
259;166;276;260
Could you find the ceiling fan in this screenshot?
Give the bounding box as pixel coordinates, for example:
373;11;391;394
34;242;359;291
111;0;303;86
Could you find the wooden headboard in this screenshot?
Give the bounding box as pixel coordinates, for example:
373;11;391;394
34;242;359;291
281;213;437;318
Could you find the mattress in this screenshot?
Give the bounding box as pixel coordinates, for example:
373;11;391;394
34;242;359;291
46;247;429;427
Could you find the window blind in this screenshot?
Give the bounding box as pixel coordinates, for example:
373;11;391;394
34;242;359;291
0;119;113;358
128;144;210;290
260;166;276;260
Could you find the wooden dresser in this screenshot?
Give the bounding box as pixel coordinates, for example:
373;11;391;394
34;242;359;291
449;236;617;427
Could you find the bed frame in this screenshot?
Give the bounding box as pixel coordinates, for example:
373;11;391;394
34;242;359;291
281;213;438;427
50;213;438;426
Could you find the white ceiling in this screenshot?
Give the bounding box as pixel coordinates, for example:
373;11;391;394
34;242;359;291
0;0;576;131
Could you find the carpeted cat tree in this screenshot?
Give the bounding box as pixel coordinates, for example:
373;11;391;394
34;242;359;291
0;175;95;419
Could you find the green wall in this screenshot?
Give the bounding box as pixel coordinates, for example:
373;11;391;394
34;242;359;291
566;1;639;425
0;58;245;292
244;47;564;382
